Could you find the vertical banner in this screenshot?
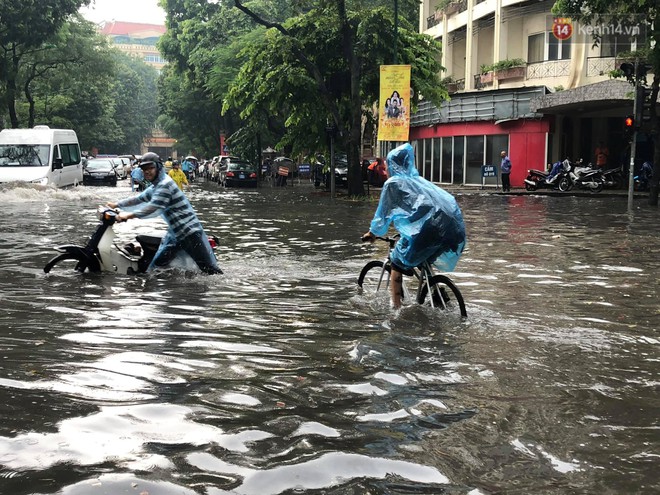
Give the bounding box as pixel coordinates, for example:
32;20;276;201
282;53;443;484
377;64;411;142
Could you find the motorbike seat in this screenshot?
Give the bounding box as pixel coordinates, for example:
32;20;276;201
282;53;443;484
136;235;163;250
528;169;548;176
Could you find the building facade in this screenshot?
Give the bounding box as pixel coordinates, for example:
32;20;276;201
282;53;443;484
99;21;175;157
406;0;652;187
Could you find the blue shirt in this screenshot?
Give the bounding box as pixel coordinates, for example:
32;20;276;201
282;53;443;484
501;156;512;174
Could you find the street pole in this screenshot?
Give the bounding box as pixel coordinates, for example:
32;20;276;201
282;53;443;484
627;60;639;210
330;132;336;198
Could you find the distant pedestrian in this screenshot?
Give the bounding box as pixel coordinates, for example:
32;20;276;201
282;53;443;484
168;161;189;191
500;150;512;192
594;141;609;168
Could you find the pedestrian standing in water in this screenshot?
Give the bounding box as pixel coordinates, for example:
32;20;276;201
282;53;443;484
500;150;512;192
168;161;189;191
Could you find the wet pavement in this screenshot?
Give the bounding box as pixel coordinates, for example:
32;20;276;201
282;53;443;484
0;178;658;494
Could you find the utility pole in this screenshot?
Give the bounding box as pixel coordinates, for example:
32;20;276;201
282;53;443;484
627;62;639;211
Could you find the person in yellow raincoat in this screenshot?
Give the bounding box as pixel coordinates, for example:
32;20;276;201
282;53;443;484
168;161;189;191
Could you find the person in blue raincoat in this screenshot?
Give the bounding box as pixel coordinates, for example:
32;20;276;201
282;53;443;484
107;152;222;275
362;143;465;308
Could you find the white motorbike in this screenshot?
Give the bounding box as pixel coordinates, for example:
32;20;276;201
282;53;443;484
44;207;219;275
558;159;604;193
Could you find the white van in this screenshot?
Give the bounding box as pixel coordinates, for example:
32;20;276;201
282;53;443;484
0;126;83;187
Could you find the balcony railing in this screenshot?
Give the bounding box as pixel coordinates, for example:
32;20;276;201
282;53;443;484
526;60;571;79
586;57;616;77
426;11;442;29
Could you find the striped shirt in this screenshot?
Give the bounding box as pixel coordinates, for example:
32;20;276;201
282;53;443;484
118;172;202;241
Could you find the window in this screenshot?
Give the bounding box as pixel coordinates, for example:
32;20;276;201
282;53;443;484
528;32;571;62
441;137;452;183
528;33;545;63
433;138;442;183
465;136;485;184
548;33;571;60
423;139;432;180
600;32;634;57
486;135;509;186
452;137;464;185
57;144;81;166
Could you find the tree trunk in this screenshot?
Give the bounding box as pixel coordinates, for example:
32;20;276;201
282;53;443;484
338;0;365;197
25;73;35;129
647;77;659;206
7;45;20;128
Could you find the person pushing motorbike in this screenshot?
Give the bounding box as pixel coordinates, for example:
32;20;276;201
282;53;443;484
362;143;466;308
106;152;222;275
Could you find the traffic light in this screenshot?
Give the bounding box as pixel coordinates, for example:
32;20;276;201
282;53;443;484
634;86;654;126
620;63;635;83
624;115;635;141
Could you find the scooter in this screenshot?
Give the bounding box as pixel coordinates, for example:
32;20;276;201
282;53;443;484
601;165;625;189
524;164;565;191
44;207;219;275
558;159;604;193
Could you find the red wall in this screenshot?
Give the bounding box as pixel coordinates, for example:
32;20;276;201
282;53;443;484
410;119;551;187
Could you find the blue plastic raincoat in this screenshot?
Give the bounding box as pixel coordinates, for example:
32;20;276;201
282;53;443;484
369;143;466;272
117;164;221;274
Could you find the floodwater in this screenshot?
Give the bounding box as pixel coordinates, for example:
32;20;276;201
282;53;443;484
0;179;658;495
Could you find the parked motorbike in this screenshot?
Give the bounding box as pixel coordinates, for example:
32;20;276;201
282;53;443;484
634;161;654;191
558;159;604;193
524;165;565;191
601;165;625;189
44;207;219;275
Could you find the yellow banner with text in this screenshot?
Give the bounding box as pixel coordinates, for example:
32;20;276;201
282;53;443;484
377;65;411;142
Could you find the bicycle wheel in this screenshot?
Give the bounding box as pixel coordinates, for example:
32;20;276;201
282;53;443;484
357;260;391;293
417;274;467;317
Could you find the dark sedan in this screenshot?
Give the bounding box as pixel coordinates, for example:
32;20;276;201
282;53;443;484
83;159;117;186
220;159;258;187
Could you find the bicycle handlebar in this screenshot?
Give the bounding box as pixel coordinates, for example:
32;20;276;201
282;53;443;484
361;234;399;248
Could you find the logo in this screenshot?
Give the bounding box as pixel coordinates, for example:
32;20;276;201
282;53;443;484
552;17;573;40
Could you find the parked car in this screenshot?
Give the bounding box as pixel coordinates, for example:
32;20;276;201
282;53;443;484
220;159;258;187
315;153;348;188
334;152;348;187
83;158;117;186
111;157;129;179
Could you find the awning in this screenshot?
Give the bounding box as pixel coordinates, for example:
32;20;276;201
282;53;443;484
530;79;633;115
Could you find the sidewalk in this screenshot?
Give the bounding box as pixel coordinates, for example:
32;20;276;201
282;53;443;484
436;184;649;199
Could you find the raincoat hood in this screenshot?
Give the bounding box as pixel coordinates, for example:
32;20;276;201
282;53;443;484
386;143;419;179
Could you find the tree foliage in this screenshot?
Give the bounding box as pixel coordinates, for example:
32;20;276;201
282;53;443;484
224;0;445;194
0;0;91;127
552;0;660;205
1;5;160;155
156;0;446;194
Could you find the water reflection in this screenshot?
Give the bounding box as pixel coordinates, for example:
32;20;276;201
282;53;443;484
0;182;658;494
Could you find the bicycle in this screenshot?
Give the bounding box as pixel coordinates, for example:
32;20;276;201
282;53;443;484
357;236;467;317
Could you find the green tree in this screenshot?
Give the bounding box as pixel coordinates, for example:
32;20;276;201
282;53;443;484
553;0;659;205
157;0;298;158
0;0;90;128
11;17;159;154
228;0;446;195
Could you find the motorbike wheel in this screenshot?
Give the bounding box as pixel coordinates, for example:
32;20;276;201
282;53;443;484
589;181;604;193
524;177;538;191
558;177;572;192
44;253;86;273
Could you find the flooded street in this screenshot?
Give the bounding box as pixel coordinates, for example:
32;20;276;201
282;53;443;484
0;179;658;494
